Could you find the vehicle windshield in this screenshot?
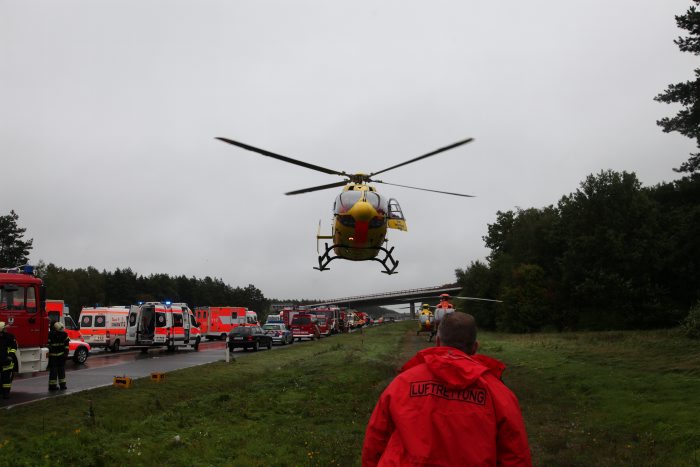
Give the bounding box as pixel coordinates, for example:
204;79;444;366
0;285;36;312
263;324;282;330
292;317;311;325
230;326;251;335
365;191;388;214
64;315;79;331
334;191;363;214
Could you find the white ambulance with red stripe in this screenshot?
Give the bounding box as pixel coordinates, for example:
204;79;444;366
78;306;129;352
125;302;201;351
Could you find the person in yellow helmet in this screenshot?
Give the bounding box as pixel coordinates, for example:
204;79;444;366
0;321;17;399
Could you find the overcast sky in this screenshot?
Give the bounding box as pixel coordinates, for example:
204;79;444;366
1;0;696;300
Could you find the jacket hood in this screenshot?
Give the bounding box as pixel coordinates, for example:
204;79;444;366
401;347;505;387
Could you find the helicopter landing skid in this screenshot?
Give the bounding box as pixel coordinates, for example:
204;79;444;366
314;243;399;275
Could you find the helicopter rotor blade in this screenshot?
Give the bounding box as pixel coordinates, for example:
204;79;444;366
285;181;349;196
453;296;503;303
374;181;475;198
216;137;346;177
369;137;474;177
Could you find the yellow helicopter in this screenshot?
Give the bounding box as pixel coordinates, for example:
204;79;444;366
216;137;475;274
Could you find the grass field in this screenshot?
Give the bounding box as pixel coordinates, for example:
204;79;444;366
1;322;699;466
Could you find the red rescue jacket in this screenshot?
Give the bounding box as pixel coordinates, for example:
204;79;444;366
362;347;532;467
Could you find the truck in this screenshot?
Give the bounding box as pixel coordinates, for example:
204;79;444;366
79;306;130;351
289;312;320;341
309;306;340;335
0;266;49;374
194;306;248;340
125;302;201;351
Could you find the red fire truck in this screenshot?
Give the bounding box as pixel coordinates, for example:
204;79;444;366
309;306;340;336
195;306;248;340
0;266;49;374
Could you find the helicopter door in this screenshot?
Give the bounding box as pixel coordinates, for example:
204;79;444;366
387;199;407;231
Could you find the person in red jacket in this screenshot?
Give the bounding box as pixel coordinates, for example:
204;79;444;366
362;312;532;466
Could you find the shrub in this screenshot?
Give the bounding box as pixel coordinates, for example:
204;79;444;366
682;301;700;339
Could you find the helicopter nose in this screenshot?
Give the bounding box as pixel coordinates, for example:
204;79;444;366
348;201;375;222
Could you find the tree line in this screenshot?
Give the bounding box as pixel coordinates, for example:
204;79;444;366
457;2;700;332
35;263;271;322
456;170;700;332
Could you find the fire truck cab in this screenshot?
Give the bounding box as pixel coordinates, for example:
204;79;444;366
0;266;49;374
126;302;201;351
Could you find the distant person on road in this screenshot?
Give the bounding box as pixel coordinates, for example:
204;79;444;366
0;321;17;399
48;321;70;391
362;312;532;466
428;294;455;342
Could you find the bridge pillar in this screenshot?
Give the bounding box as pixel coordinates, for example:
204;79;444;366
409;302;416;320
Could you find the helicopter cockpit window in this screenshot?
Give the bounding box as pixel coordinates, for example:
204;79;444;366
388;198;405;220
334;191;363;214
365;192;388;215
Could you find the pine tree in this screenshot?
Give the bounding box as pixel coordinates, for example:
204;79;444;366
0;210;34;267
655;1;700;173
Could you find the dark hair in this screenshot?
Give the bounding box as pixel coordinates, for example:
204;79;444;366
437;312;477;354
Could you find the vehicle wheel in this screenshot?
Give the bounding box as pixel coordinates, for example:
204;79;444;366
194;338;200;351
73;346;89;364
111;340;120;352
140;348;149;354
220;333;227;341
253;341;259;352
267;340;272;350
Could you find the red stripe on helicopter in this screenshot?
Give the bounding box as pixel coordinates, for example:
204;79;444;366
354;221;369;244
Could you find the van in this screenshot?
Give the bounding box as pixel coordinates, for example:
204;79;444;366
125;302;201;351
79;306;130;351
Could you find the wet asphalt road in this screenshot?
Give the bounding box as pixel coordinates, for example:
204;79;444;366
1;339;293;410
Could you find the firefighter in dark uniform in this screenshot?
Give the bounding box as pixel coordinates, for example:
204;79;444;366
0;321;18;399
48;321;70;391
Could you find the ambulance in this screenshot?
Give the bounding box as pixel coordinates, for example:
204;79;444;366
79;306;130;352
195;306;248;340
46;299;81;340
125;302;201;351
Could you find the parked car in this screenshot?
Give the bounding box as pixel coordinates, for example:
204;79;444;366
228;325;273;352
69;339;91;364
262;323;294;345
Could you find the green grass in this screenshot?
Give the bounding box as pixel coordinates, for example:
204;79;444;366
480;329;700;466
1;323;699;466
